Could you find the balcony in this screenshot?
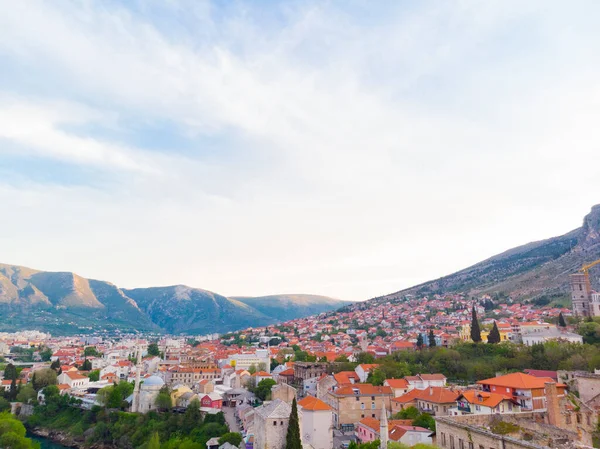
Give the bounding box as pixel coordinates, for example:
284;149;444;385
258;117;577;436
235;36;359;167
457;405;471;413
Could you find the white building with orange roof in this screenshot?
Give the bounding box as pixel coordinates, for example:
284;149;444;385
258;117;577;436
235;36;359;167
58;371;90;389
452;390;521;415
298;395;333;449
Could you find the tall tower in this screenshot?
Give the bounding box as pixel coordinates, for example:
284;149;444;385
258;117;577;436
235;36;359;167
379;406;388;449
571;273;593;317
131;346;143;413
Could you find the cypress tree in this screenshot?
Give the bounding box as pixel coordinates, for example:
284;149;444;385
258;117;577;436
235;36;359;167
487;321;501;344
558;312;567;328
470;306;482;343
285;398;302;449
428;329;436;347
416;334;424;350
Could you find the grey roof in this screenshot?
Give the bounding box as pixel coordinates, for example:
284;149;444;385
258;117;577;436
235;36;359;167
219;443;238;449
255;399;291;419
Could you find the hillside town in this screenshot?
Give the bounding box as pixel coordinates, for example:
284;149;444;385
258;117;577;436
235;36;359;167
2;279;599;449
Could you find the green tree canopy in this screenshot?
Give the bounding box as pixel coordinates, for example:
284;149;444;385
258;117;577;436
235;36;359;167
218;432;243;447
147;343;160;357
487;321;501;344
32;369;57;391
255;379;276;401
558;312;567;327
285;398;301;449
416;334;424;349
470;306;482;343
428;329;436;348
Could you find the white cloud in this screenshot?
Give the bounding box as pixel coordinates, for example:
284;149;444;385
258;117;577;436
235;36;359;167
0;1;599;300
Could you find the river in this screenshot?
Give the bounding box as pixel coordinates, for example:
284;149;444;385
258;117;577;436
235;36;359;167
27;432;71;449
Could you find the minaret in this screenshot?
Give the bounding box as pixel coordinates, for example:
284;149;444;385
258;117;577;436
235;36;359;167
131;345;142;413
380;406;388;449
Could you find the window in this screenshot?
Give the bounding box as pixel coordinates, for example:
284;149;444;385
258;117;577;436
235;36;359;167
459;440;464;449
361;403;365;409
371;396;375;400
273;421;277;426
371;402;375;409
441;433;446;447
281;421;284;425
356;397;360;401
450;435;455;449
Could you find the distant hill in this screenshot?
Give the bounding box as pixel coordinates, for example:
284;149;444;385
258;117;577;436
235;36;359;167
378;204;600;303
0;263;346;335
234;294;351;321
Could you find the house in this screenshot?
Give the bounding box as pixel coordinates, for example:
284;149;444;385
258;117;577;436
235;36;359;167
452;390;521;415
384;379;410;397
200;392;223;409
477;372;566;411
404;374;446;390
522;327;583;346
298;395;333;449
391;387;459;416
355;364;379;383
57;371;90;389
253;399;291;449
251;371;272;384
325;384;392;431
355;417;432;446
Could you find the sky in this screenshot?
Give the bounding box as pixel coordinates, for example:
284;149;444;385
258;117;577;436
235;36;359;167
1;0;600;301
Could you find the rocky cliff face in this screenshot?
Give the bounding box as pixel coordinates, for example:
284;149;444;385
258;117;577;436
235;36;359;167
380;204;600;301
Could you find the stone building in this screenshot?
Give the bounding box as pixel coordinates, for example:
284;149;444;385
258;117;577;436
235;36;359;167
253;399;292;449
271;382;297;404
325;384;392;431
293;362;328;382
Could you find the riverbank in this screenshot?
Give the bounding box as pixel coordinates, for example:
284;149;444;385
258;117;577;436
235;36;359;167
28;428;82;448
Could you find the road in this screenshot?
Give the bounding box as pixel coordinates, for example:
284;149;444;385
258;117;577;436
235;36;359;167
333;429;356;449
223;406;240;433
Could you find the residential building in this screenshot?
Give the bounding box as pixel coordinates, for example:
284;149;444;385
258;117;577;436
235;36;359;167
391;386;459;416
404;374;447;390
57;371;90;389
325;384;392;431
298;395;333;449
477;372;566;412
452;390;521;415
384;378;410;397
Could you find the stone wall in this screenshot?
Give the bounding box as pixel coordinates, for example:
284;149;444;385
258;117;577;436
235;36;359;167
435;413;579;449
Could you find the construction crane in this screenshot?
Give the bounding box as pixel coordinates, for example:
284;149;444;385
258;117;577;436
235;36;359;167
581;259;600;274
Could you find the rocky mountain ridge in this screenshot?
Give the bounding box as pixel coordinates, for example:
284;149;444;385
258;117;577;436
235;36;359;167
0;263;347;334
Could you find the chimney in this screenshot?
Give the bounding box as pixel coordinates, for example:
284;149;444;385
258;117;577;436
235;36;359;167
545;382;562;427
429;387;433;396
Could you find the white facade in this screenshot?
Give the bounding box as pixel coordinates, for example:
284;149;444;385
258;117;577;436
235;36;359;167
522;327;583;346
299;405;333;449
226;349;270;373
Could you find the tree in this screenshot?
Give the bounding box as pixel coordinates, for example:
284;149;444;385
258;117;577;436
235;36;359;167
285;398;302;449
416;334;424;350
147;343;160;357
335;354;349;363
39;347;53;362
147;432;160;449
367;369;385;386
559;312;567;328
155;385;172;411
428;329;436;348
487;321;501;344
257;362;267;372
16;384;37;404
50;359;61;372
0;398;10;412
3;364;17;382
219;432;243;447
355;352;375;364
393;406;419;420
413;412;435;431
470;306;482;343
80;358;92;371
248;364;257;374
84;346;102;357
0;412;39;449
182;398;202;434
255;379;276;401
88;370;100;382
32;369;57;391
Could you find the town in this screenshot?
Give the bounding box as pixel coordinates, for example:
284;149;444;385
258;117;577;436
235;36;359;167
1;270;600;449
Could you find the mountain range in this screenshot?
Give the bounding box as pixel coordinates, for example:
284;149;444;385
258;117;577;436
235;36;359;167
0;263;348;335
376;204;600;304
